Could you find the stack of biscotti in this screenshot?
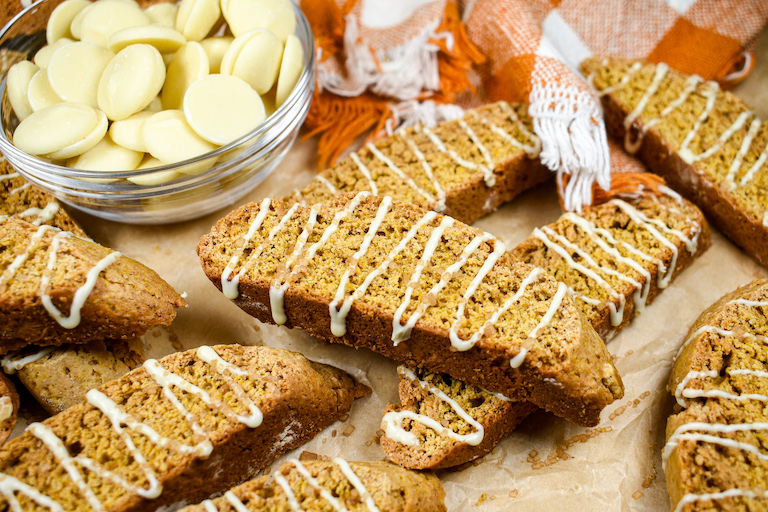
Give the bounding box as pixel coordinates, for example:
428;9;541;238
381;191;709;469
289;101;549;225
582;56;768;269
182;459;445;512
0;215;185;417
199;193;624;427
664;279;768;512
0;344;369;511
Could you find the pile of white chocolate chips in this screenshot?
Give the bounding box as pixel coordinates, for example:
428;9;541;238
6;0;304;185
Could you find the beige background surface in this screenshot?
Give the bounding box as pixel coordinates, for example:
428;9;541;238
13;30;768;512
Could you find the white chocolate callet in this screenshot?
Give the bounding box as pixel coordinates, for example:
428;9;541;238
329;197;393;336
46;0;90;43
175;0;221;42
275;34;303;108
69;1;95;40
39;233;123;329
382;366;485;447
107;25;187;54
221;29;283;95
33;38;74;69
142;109;216;165
143;2;178;28
200;36;233;74
161;42;210;110
6;60;38;120
224;0;296;41
26;68;62;113
98;43;166;121
348;152;379;195
77;0;150;48
67;135;143;181
13;103;107;159
391;216;455;345
183;74;266;145
109;111;154;152
46;41;114;108
127;156;183;186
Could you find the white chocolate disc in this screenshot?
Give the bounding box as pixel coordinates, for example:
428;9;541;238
141;109;216;165
109;110;154;152
7;60;38;121
183;74;265;145
144;96;163;112
46;0;90;43
98;44;166;121
128;156;183;185
107;25;186;54
27;69;62;112
69;1;95;40
221;29;282;94
144;2;178;28
47;41;114;108
175;0;220;42
34;38;74;68
200;36;232;73
224;0;295;42
161;41;209;110
13;103;107;159
67;134;142;177
78;0;150;48
275;33;303;108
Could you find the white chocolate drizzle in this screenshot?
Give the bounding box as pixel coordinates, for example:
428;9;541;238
8;182;30;195
0;172;20;182
331;458;381;512
224;491;250;512
0;346;265;510
397;130;447;212
0;223;58;290
201;499;218;512
457;119;496;186
315;175;338;194
623;63;669;154
0;396;13;423
1;347;55;374
366;142;435;204
419;125;495;187
673;489;768;512
496;102;541;156
382;366;485;447
596;62;642;95
348;153;379;196
39;232;123;329
18;202;59;225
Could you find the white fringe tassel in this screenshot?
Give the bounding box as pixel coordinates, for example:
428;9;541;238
529;84;611;212
319;15;445;101
384;100;465;135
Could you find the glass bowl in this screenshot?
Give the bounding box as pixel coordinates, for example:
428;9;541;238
0;0;315;224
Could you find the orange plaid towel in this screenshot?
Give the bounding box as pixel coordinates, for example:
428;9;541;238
301;0;768;210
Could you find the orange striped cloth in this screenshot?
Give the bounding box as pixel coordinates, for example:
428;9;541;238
301;1;768;210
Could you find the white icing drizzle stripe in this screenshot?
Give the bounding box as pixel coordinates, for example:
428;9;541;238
663;422;768;469
494;102;541;156
18;202;59;225
0;396;13;422
674;489;768;512
201;499;218;512
287;459;349;512
331;458;381;512
0;473;65;512
457;119;495;186
273;473;302;511
315;175;338;194
330;196;393;337
398;131;447;212
675;367;768;406
0;172;20;182
221;197;272;299
623;63;668;154
391;216;456;345
726;118;762;190
366;142;434;204
596;62;643;95
675;325;740;360
1;347;55;374
740;138;768;188
9;182;30;195
349;153;379;196
419;125;495;186
678;82;719;162
224;491;250;512
382;366;485;447
0;224;58;289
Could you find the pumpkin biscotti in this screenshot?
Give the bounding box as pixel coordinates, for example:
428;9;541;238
290;101;548;225
381;191;707;470
664;279;768;512
582;56;768;268
0;344;369;511
198;193;624;427
0;217;185;352
183;459;446;512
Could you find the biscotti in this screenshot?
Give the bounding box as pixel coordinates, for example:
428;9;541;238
1;160;86;237
664;279;768;512
0;372;18;445
182;459;446;512
2;338;144;414
512;193;709;340
198;193;623;427
0;344;369;511
381;365;537;470
582;56;768;268
289;101;549;225
0;216;185;352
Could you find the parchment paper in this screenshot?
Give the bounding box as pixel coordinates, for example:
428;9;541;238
10;31;768;512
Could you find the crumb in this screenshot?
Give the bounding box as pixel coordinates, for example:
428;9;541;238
477;493;487;505
489;495;497;501
624;349;633;357
632;491;643;500
365;440;372;446
262;465;271;476
322;438;327;444
343;425;355;436
340;414;349;422
300;451;320;461
509;490;519;498
332;430;337;437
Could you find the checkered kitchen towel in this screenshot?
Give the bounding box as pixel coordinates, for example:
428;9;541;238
303;0;768;211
